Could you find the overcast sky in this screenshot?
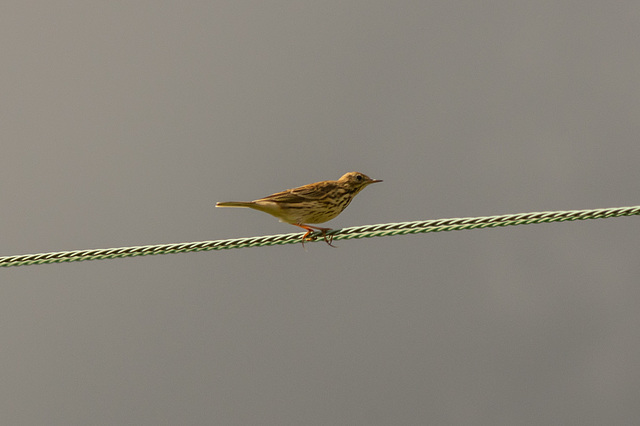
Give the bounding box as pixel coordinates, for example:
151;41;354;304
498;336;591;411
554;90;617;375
2;1;639;425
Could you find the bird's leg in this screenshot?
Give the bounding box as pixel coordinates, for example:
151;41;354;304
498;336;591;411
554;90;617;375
294;224;336;248
299;225;314;248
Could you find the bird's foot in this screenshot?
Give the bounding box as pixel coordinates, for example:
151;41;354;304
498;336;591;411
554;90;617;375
297;225;336;248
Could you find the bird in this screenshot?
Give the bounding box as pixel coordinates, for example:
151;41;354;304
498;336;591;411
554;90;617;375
216;172;382;247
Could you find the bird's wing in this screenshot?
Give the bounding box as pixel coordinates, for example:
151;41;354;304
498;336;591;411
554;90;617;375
255;181;336;204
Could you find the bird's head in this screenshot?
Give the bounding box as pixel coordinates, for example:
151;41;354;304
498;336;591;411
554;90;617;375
338;172;383;194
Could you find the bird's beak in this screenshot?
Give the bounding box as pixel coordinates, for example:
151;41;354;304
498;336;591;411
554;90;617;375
370;179;383;183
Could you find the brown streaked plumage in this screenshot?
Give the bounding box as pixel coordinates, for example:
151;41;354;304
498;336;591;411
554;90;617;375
216;172;382;246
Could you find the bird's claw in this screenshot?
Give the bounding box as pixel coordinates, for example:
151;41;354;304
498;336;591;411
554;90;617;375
300;228;336;248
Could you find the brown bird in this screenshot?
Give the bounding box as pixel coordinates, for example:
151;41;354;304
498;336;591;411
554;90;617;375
216;172;382;246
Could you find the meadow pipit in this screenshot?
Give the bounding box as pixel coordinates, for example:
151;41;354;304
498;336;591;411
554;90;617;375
216;172;382;246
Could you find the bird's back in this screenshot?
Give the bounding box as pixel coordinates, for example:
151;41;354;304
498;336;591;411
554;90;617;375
255;180;340;204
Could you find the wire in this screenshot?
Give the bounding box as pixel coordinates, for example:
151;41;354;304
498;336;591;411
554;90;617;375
1;205;638;268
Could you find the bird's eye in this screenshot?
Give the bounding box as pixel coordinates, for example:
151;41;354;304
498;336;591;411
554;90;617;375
356;175;363;181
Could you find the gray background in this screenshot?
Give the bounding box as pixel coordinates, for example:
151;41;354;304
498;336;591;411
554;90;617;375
2;1;639;425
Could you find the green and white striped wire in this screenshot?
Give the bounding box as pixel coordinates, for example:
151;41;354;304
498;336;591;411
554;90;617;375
1;205;638;268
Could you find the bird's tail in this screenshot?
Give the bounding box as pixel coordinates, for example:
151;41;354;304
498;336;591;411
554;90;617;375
216;201;255;208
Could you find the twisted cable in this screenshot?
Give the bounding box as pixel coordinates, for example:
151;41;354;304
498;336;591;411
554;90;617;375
1;205;638;268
